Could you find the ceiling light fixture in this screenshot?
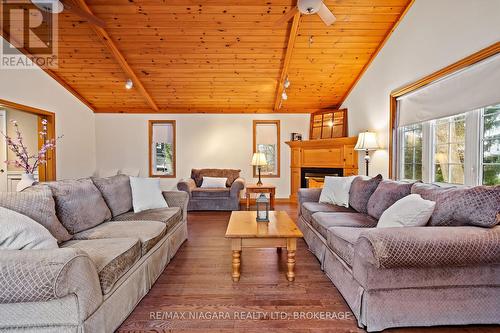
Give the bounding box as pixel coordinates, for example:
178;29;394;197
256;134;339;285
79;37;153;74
281;90;288;101
284;77;291;89
125;79;133;90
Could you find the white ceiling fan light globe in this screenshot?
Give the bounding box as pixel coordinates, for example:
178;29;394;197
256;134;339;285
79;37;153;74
32;0;64;14
297;0;323;14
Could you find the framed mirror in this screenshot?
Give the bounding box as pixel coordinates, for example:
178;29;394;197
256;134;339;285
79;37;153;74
149;120;176;177
309;109;348;140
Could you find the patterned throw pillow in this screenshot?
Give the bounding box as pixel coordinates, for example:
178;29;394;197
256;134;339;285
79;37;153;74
92;174;133;217
0;185;71;242
367;180;414;220
46;178;112;234
411;183;500;227
348;174;382;214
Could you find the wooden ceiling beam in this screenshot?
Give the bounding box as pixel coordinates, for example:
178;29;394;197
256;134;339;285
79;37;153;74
0;28;96;112
73;0;159;111
273;12;301;112
94;107;320;114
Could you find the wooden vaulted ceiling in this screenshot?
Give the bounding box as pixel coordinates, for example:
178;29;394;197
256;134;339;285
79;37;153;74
2;0;413;113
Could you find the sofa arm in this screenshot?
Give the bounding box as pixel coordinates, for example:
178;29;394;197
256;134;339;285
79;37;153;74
162;190;189;221
355;226;500;269
0;248;102;320
230;177;245;197
177;178;196;196
298;188;322;215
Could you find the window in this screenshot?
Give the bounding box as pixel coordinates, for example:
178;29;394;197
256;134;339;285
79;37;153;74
399;124;423;181
433;114;466;184
481;104;500;185
253;120;280;177
396;103;500;186
149;120;175;177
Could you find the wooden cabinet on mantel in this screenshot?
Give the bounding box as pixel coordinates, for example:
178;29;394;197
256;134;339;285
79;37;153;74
285;137;359;201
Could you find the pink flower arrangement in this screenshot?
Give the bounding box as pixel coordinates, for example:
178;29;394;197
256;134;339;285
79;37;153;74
1;119;62;174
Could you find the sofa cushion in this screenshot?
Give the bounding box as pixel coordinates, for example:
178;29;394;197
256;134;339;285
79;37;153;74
91;174;132;217
0;185;72;242
348;175;382;214
46;178;112;234
191;188;230;198
73;221;166;255
367;180;414;220
113;207;183;231
412;183;500;227
191;168;240;187
301;202;354;224
311;212;377;239
62;238;141;294
327;227;367;267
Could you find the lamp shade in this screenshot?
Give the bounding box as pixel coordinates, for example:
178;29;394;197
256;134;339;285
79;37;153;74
251;152;267;166
354;131;379;151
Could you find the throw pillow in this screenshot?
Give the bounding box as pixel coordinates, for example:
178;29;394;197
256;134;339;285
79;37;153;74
377;194;436;228
367;180;415;220
0;185;71;242
412;183;500;227
92;174;133;217
200;177;228;188
46;178;112;234
129;177;168;213
319;176;356;207
348;174;383;214
0;206;58;250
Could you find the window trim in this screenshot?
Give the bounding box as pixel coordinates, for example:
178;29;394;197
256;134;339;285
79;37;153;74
148;120;176;178
389;42;500;178
252;120;280;178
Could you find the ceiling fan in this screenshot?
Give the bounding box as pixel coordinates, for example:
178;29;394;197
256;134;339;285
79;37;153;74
275;0;336;27
31;0;106;27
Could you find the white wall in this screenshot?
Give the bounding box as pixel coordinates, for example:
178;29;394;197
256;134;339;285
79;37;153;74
5;108;38;171
95;113;310;198
341;0;500;177
0;38;96;179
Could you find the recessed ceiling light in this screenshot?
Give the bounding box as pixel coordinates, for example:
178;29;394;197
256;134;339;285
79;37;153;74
125;79;133;90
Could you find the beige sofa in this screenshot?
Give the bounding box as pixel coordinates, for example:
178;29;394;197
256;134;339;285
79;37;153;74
298;177;500;332
0;175;189;332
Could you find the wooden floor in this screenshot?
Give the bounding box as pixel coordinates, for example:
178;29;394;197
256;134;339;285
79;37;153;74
117;203;499;333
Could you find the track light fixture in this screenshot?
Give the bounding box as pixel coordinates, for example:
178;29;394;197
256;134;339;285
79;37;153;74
281;90;288;100
284;77;290;89
125;79;133;90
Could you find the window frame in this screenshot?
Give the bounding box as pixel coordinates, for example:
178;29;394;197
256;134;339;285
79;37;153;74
396;107;500;186
148;120;176;178
252;120;280;178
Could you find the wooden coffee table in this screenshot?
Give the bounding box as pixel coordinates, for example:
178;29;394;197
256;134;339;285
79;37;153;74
225;211;303;282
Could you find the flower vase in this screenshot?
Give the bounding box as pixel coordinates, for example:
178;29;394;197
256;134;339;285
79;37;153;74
17;173;36;192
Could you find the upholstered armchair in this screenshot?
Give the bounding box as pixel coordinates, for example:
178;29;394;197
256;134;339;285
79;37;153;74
177;169;245;211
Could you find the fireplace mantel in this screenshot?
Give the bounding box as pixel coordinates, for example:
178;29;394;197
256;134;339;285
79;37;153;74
285;137;359;201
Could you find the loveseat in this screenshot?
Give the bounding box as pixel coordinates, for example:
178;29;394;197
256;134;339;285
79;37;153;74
0;174;189;332
297;176;500;332
177;168;245;211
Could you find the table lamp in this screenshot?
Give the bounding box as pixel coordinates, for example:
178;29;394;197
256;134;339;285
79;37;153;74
251;152;267;186
354;131;379;176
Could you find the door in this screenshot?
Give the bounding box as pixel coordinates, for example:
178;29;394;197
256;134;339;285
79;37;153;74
0;110;7;191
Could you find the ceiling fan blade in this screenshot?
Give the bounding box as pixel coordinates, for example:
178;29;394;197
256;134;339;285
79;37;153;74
274;7;299;27
317;3;336;26
60;0;106;28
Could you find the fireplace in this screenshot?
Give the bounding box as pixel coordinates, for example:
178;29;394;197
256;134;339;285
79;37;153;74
301;167;344;188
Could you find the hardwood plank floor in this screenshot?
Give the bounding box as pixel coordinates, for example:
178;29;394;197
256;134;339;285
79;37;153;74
117;203;499;333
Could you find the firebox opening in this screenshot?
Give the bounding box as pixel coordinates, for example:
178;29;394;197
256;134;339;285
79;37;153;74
300;167;344;188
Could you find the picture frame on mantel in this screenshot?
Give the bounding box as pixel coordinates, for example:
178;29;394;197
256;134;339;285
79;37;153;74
309;109;348;140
